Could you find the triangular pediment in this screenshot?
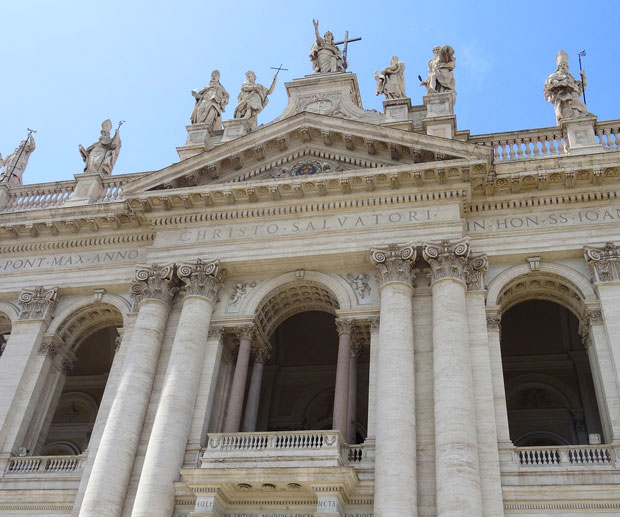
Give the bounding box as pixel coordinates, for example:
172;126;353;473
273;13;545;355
122;112;491;196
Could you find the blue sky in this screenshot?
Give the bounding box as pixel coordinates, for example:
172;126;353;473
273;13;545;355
1;1;617;185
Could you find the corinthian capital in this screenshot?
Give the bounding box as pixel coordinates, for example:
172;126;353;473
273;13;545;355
465;254;489;291
423;239;470;285
335;318;356;336
130;263;178;306
18;286;59;322
584;243;620;282
177;258;224;303
370;242;416;287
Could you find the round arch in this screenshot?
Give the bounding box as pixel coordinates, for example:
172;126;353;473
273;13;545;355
0;300;19;324
487;262;595;309
505;373;582;410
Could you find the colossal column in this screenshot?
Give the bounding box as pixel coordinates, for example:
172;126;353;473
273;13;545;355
423;240;482;516
242;346;270;432
132;259;223;517
332;319;354;438
80;264;177;517
223;324;255;433
370;243;417;517
0;287;59;460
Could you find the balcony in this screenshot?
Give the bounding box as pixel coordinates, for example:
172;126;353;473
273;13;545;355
3;454;86;478
200;430;372;475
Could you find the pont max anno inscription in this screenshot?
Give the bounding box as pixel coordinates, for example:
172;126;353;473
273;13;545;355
0;249;143;272
467;206;620;234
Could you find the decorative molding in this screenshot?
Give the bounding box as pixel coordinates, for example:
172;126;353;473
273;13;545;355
208;326;225;341
584;242;620;282
343;273;372;303
231;324;256;341
370;242;416;286
130;263;178;306
423;239;470;285
368;316;379;332
253;346;271;364
17;286;59;322
0;232;154;254
335;318;356;336
177;258;224;302
486;316;501;332
465;254;489;291
38;341;58;358
227;281;257;312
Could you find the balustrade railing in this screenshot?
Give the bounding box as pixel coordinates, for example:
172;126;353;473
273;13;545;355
515;445;614;467
5;454;85;475
3;181;75;212
469;119;620;161
203;430;367;468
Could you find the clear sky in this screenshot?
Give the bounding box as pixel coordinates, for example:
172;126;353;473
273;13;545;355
1;1;617;185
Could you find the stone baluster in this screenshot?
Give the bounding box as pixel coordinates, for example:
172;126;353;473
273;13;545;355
80;264;178;517
333;319;354;438
346;341;361;444
370;243;417;517
242;346;271;432
423;240;482;516
132;259;223;517
0;287;59;462
223;324;255;433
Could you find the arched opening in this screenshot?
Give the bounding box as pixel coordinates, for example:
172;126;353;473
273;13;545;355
219;279;369;443
255;311;369;442
501;300;603;446
41;327;118;454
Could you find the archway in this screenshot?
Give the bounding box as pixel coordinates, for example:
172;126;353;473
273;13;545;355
0;312;12;357
501;299;603;446
36;303;123;455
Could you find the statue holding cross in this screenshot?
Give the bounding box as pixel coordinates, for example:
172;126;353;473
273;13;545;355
309;20;361;74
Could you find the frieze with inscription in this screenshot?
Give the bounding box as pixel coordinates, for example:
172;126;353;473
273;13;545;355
0;249;144;272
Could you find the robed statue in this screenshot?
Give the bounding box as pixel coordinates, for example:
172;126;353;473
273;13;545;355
79;120;122;175
420;45;456;95
190;70;229;131
375;56;406;99
0;135;36;186
233;71;277;127
544;50;592;125
309;19;346;73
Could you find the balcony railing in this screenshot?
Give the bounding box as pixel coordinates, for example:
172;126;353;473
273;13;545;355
513;444;615;468
4;454;86;475
201;430;368;470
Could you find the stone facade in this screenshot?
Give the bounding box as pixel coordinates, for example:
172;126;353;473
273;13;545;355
0;46;620;517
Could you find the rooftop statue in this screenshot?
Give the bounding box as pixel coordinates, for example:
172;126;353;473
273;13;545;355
0;134;36;186
544;50;592;124
309;19;346;73
79;119;122;175
190;70;229;131
375;56;406;99
420;45;456;95
233;71;277;127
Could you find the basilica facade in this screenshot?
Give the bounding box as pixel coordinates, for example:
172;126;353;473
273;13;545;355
0;39;619;517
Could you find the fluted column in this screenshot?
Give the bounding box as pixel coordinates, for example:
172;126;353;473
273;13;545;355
242;347;270;432
423;240;483;516
80;264;178;517
333;319;354;437
346;342;361;443
0;287;59;460
132;259;223;517
223;325;255;433
370;243;417;517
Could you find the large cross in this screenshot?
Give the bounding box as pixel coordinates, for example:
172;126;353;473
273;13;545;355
334;30;361;70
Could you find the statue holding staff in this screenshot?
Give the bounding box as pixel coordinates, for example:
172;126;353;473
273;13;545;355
309;19;346;73
233;70;277;127
79;119;122;175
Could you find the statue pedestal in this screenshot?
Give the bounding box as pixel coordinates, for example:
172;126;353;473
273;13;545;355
177;123;221;160
422;92;456;139
0;184;9;211
64;172;105;206
561;116;600;155
383;98;413;131
221;119;253;143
